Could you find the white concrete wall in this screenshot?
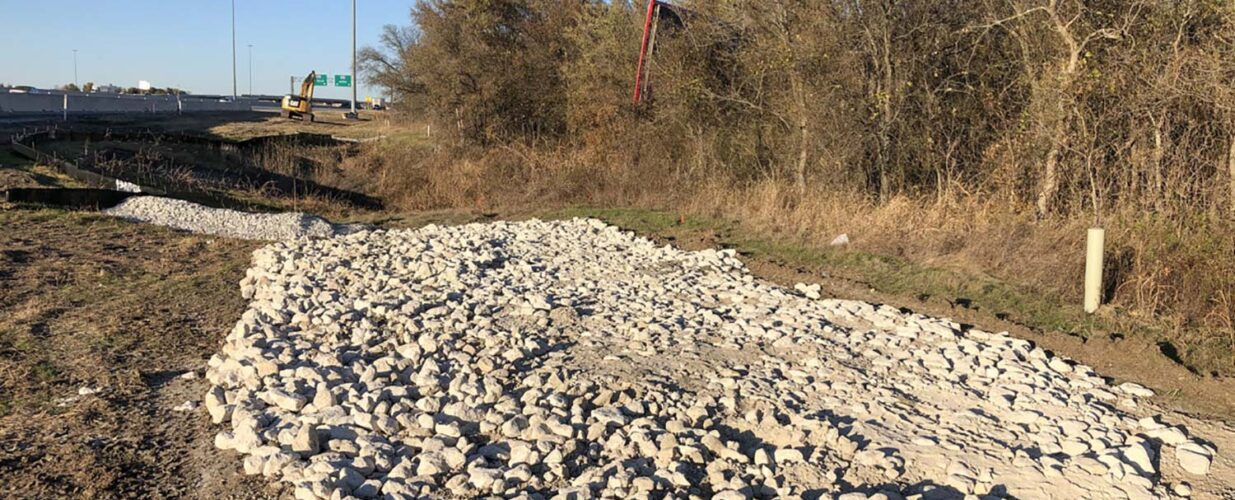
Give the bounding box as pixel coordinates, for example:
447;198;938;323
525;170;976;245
0;92;258;114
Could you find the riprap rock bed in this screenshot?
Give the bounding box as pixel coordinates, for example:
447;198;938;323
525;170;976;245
204;219;1213;499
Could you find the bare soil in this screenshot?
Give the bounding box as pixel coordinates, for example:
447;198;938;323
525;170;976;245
0;114;396;498
55;111;400;141
0;210;271;498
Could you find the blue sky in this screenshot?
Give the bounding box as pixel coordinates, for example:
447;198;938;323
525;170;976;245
0;0;414;100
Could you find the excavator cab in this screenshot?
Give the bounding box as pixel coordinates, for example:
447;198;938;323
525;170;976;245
281;71;316;122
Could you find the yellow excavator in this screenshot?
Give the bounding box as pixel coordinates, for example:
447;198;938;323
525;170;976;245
281;71;316;121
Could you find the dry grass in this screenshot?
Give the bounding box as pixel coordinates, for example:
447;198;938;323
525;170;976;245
688;181;1235;372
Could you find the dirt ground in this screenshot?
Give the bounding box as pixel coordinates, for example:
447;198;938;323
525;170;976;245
0;112;393;498
59;110;402;142
0;210;273;498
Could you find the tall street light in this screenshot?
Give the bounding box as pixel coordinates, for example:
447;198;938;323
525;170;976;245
248;44;254;96
349;0;357;118
231;0;238;100
72;49;78;89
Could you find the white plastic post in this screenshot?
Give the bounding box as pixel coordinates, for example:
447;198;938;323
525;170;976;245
1084;227;1105;313
62;94;68;121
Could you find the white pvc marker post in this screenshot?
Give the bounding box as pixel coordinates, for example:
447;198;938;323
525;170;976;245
1084;227;1105;313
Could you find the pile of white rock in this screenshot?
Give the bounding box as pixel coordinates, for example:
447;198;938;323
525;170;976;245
106;196;359;240
204;219;1215;499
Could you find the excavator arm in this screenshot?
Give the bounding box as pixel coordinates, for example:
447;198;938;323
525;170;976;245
633;1;687;104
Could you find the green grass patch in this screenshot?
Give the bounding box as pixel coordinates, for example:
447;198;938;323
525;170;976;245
378;130;433;150
744;235;1108;334
31;360;59;384
10;334;36;353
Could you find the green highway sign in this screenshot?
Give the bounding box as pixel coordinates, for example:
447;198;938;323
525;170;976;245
334;74;353;87
314;74;328;86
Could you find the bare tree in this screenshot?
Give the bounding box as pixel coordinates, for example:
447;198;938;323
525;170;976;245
359;24;422;98
973;0;1139;216
854;0;903;201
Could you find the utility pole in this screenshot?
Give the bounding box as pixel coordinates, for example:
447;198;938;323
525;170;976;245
248;44;254;96
231;0;238;100
72;49;78;89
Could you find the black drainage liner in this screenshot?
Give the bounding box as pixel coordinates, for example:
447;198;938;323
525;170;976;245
3;188;137;209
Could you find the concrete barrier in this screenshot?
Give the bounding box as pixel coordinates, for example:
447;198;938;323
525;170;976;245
0;93;63;113
0;92;258;115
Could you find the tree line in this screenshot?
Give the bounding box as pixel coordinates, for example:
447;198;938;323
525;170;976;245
362;0;1235;219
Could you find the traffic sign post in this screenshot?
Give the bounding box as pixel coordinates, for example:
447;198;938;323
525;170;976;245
335;74;352;88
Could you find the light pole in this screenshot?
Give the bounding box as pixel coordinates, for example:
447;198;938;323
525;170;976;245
72;49;78;89
348;0;357;118
248;44;254;96
231;0;238;100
